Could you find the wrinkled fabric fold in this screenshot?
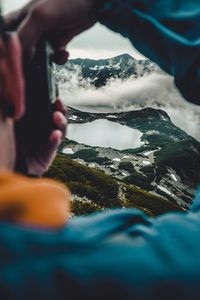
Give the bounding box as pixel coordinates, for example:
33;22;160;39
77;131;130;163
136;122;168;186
98;0;200;104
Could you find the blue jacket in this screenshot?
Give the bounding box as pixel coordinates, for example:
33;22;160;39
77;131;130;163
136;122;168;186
1;1;200;299
98;0;200;104
1;192;200;300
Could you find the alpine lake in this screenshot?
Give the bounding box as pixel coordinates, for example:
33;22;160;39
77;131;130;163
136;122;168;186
67;119;143;150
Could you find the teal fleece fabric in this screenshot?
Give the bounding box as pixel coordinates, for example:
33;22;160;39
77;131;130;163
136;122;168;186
1;1;200;299
98;0;200;104
1;193;200;300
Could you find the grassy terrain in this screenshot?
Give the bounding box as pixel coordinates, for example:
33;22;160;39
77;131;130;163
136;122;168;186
44;154;184;216
69;149;111;164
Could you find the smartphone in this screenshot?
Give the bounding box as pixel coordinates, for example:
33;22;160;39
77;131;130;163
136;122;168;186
0;2;58;173
15;40;58;173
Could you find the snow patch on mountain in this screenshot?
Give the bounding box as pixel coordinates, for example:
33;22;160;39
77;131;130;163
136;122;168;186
55;54;200;141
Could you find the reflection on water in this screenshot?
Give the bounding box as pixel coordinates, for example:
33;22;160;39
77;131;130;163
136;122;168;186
68;119;142;150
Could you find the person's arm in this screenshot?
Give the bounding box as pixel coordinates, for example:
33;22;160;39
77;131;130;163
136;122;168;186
2;207;200;299
5;0;200;103
97;0;200;104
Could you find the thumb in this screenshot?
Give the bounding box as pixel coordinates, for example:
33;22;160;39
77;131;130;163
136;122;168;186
18;3;50;53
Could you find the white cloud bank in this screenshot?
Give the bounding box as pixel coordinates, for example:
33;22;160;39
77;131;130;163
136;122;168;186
59;72;200;141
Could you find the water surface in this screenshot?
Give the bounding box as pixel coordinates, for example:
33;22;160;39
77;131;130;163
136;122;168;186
68;119;142;150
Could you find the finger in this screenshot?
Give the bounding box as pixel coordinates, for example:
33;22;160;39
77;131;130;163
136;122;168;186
7;34;25;120
18;3;50;53
52;48;69;65
0;36;8;106
0;34;25;120
4;8;29;31
48;18;96;52
48;32;74;51
53;99;68;117
49;129;62;147
52;111;67;139
44;129;62;163
64;18;96;39
4;0;37;30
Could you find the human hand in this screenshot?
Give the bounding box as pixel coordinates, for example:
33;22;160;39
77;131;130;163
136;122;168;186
5;0;97;64
26;99;67;177
0;33;25;120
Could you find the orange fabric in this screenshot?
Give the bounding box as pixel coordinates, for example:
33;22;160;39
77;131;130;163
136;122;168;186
0;171;71;228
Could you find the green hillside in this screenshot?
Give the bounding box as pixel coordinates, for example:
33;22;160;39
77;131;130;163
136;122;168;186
45;154;184;216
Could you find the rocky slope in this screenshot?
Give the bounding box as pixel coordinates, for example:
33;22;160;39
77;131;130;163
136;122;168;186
51;54;200;214
59;107;200;210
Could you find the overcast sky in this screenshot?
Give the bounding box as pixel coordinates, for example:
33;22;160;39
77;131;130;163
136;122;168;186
3;0;144;60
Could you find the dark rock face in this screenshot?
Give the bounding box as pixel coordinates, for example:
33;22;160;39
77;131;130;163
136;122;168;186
54;54;200;211
59;107;200;209
55;54;163;87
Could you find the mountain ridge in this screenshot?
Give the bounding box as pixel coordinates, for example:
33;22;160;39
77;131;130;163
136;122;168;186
59;106;200;209
55;53;163;87
51;54;200;215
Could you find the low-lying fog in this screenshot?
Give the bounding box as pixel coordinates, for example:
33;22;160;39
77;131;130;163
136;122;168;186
60;71;200;141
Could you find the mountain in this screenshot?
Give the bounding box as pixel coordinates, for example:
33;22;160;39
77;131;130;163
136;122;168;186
56;107;200;210
49;54;200;216
54;54;163;87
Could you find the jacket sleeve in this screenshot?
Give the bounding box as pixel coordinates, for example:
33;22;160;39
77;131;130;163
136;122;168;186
97;0;200;104
2;209;200;299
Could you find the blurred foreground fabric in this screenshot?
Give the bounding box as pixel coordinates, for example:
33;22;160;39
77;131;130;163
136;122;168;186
1;177;200;299
99;0;200;104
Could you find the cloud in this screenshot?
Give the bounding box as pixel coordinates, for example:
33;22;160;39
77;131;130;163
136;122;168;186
68;23;145;60
59;71;200;141
68;48;143;60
